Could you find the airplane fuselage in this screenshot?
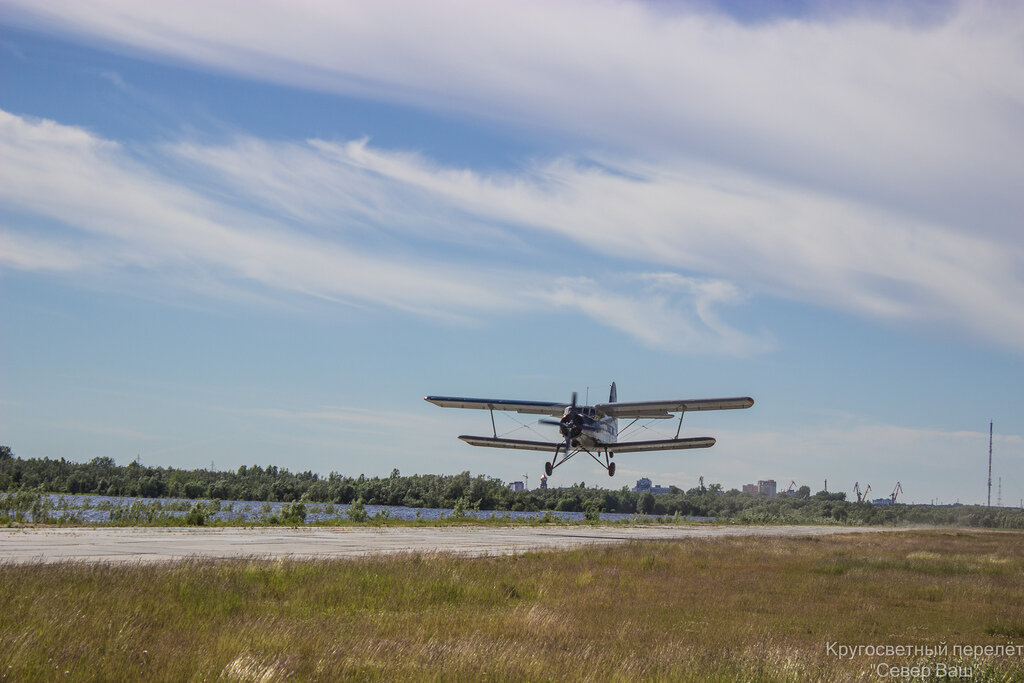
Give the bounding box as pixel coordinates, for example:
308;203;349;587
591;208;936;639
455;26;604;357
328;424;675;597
560;405;618;451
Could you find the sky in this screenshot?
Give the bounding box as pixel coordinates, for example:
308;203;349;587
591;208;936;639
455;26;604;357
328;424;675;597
1;0;1021;506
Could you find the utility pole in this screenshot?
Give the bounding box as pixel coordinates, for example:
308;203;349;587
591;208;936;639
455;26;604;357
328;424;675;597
988;421;993;508
997;477;1002;508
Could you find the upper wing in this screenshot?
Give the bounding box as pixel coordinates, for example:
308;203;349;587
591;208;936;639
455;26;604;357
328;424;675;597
425;396;566;417
610;437;716;453
458;435;562;451
595;396;754;419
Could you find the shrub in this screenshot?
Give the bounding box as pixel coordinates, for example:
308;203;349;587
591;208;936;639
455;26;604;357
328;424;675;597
184;502;207;526
279;501;307;525
346;498;368;523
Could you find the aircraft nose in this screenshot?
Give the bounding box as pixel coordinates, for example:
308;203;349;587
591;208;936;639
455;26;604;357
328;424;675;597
560;412;583;437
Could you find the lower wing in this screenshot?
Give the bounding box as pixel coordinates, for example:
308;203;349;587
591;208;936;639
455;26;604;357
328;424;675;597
609;437;716;453
458;435;715;453
458;435;562;451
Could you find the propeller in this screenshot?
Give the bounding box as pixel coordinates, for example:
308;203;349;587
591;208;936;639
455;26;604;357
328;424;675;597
559;391;581;455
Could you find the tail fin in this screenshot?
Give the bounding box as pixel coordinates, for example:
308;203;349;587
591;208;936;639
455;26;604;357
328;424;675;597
609;381;617;403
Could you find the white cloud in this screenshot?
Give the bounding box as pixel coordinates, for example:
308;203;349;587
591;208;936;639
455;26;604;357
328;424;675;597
4;0;1020;226
0;110;506;316
264;138;1024;350
0;110;755;353
3;1;1022;351
536;275;774;355
0;230;91;271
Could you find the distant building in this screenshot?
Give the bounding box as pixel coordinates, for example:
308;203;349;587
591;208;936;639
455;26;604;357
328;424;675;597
539;475;548;490
633;478;674;495
758;480;777;499
510;481;525;492
743;480;777;497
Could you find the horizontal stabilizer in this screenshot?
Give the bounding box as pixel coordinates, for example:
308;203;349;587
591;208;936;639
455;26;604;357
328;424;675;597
458;435;562;452
610;437;716;453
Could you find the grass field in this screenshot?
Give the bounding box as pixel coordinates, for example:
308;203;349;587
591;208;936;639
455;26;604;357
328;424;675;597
1;530;1022;681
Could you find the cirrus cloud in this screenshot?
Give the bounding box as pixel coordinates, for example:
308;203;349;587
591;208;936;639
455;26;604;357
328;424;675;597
0;109;763;353
2;0;1022;352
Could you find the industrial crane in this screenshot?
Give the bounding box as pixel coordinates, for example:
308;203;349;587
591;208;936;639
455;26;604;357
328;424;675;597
853;482;872;503
784;480;797;495
890;481;903;504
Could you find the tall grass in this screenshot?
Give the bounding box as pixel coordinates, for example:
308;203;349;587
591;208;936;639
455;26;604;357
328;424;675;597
1;531;1022;681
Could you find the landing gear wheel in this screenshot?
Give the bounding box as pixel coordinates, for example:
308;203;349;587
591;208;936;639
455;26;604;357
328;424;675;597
608;462;616;477
545;461;553;477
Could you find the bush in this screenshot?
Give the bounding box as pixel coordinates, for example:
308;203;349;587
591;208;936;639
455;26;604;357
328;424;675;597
346;498;368;523
184;502;207;526
279;501;307;525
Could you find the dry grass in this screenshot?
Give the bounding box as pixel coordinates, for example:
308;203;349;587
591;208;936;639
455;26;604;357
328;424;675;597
1;530;1022;681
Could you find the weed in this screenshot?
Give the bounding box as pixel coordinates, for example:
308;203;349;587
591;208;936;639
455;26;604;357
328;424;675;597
1;531;1020;680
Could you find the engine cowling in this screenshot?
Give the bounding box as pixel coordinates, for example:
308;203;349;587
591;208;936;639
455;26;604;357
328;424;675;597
559;410;583;441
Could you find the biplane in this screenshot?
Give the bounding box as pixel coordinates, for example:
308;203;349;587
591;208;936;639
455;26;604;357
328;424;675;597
425;383;753;477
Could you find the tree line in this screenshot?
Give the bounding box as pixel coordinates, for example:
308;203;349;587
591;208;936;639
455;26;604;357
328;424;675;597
1;446;1021;528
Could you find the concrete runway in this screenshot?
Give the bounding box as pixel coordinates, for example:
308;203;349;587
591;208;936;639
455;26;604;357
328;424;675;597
0;524;888;564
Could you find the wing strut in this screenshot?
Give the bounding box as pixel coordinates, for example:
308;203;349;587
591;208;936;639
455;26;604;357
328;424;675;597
490;407;496;438
675;410;685;439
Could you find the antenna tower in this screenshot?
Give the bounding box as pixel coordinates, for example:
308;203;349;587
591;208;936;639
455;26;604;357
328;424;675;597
988;421;993;507
998;477;1002;507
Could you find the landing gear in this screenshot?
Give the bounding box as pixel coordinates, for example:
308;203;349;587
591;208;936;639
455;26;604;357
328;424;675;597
545;441;578;478
545;445;616;477
575;446;617;477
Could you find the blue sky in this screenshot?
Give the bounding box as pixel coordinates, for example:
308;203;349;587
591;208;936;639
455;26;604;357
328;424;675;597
1;0;1021;505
